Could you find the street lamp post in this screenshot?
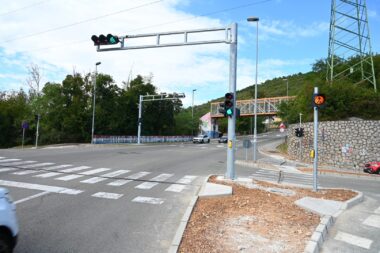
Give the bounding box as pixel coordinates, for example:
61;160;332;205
247;16;259;162
192;89;196;136
91;62;101;144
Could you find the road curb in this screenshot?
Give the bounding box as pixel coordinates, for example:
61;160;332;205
168;175;211;253
304;189;363;253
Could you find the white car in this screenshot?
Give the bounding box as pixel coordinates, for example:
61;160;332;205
0;188;18;253
193;134;210;144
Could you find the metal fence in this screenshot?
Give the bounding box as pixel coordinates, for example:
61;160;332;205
93;135;193;144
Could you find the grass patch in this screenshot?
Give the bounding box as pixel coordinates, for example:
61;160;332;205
277;142;288;154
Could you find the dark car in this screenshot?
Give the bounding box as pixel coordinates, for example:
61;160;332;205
363;162;380;174
218;136;228;143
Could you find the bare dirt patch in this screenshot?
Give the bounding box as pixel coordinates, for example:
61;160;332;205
178;176;357;253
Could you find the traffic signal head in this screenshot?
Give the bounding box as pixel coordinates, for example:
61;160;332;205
224;93;234;117
295;127;304;137
91;34;120;46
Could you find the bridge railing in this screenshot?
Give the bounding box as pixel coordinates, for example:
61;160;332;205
210;96;295;117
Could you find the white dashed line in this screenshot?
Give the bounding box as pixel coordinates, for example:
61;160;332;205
0;179;83;195
334;231;373;249
363;215;380;229
92;192;123;199
132;196;164;205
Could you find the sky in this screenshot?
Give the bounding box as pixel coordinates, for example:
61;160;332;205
0;0;379;107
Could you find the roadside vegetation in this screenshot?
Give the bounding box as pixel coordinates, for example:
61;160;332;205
1;55;379;148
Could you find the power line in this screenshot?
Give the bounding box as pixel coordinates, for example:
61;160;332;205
0;0;52;17
0;0;163;44
17;0;275;54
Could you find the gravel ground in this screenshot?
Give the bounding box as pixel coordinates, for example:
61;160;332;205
178;176;357;253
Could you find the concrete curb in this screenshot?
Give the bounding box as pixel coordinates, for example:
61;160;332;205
168;175;211;253
304;189;363;253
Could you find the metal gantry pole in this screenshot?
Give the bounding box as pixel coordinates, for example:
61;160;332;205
313;87;319;192
137;95;143;144
248;17;259;163
192;89;196;136
225;23;238;180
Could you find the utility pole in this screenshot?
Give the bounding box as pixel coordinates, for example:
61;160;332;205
192;89;196;136
91;62;101;144
313;88;319;192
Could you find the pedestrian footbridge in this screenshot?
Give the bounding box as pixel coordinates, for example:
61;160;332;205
210;96;295;118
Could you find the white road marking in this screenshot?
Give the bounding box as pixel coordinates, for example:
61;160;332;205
80;168;110;175
34;172;63;178
132;196;164;205
165;184;187;192
0;157;6;159
19;162;55;169
92;192;123;199
13;170;40;175
0;159;21;163
0;160;36;166
44;164;72;170
0;168;17;173
374;206;380;214
135;173;173;190
107;179;132;186
14;191;50;205
107;171;150;186
80;170;131;184
55;174;84;181
363;214;380;229
0;179;83;195
176;175;197;184
334;231;373;249
59;166;91;173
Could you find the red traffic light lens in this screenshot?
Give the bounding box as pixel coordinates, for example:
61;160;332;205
91;35;100;45
225;93;233;100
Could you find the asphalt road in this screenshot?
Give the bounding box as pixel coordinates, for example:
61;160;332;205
0;134;283;253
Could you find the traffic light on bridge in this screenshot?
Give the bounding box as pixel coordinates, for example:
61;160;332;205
91;34;120;46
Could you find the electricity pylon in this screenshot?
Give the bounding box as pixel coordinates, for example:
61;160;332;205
327;0;377;91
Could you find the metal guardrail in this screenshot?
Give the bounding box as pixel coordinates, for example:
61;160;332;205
210;96;295;118
94;135;193;144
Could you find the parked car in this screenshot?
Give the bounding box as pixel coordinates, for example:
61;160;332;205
0;188;18;253
218;136;228;143
363;161;380;174
193;134;210;144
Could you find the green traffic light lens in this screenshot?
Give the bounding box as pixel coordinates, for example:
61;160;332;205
226;108;233;115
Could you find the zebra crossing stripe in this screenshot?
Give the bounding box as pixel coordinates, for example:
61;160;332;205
374;206;380;214
135;173;173;190
363;215;380;229
126;171;151;180
59;166;91;173
44;164;72;170
19;162;55;169
334;231;372;249
0;159;21;163
165;184;187;192
81;170;131;184
0;168;17;173
92;192;123;199
34;172;63;178
55;174;84;181
13;170;40;175
80;168;110;175
0;157;6;159
0;179;83;195
165;175;197;192
176;175;197;184
0;160;36;166
132;196;164;205
107;179;132;186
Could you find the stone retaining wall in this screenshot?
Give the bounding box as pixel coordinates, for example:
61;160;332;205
287;120;380;169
